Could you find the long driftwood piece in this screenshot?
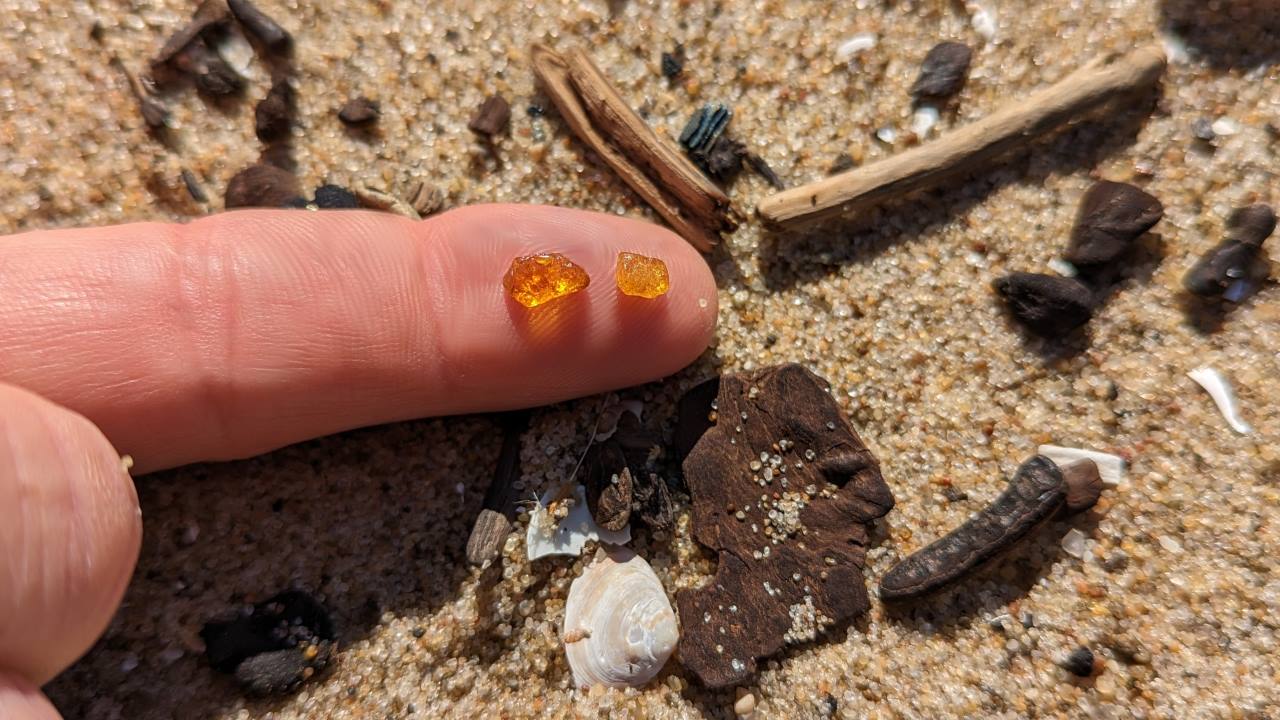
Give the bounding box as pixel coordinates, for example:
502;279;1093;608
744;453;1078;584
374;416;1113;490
756;44;1166;229
532;44;736;252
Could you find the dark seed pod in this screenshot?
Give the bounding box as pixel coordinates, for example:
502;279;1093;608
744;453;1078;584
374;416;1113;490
1062;459;1103;513
225;163;301;209
228;0;293;53
338;96;381;126
254;78;295;142
879;455;1088;601
1065;181;1164;266
1183;239;1264;300
994;272;1095;338
584;439;633;532
1226;204;1276;247
911;41;972;101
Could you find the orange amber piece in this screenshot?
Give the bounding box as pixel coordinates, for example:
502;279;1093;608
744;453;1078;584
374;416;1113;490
615;252;670;299
504;252;591;308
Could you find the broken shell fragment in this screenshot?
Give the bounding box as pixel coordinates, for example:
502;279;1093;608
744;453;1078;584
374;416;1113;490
564;547;678;689
526;484;630;561
1188;366;1252;435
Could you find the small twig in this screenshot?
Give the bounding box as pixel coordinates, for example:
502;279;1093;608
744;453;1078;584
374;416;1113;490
756;44;1166;229
532;44;737;252
465;411;531;566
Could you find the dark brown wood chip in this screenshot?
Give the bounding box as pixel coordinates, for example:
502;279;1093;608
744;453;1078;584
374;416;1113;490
468;95;511;137
911;41;972;101
994;272;1095;338
228;0;293;53
465;411;530;566
338;96;381;126
255;78;295;142
154;0;231;67
676;364;894;688
225;163;301;209
1065;180;1163;266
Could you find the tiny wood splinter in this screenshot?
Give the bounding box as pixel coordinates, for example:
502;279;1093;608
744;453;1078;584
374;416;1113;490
879;455;1103;602
756;44;1167;229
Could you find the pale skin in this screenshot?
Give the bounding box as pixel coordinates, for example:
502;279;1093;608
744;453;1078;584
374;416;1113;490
0;204;718;718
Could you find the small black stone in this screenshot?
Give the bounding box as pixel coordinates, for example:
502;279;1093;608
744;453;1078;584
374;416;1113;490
911;41;972;101
201;590;336;696
1183;239;1264;299
1191;118;1216;141
338;96;381;126
661;46;685;79
994;272;1095;337
827;153;855;175
313;184;359;209
1061;646;1095;677
1227;204;1276;246
1065;181;1164;266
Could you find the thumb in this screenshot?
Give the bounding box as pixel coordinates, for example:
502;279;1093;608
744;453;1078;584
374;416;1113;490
0;383;142;688
0;671;61;720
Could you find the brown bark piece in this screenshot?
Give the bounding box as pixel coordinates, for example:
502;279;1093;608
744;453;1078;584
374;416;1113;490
676;364;894;688
465;411;530;566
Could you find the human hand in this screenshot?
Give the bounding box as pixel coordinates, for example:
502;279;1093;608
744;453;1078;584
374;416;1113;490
0;204;717;718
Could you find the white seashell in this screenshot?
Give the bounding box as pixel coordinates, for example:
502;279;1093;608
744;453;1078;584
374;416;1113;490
910;105;940;138
1188;367;1252;434
214;28;255;76
1038;445;1126;487
968;2;997;42
1047;258;1078;278
834;32;877;63
526;484;630;561
563;547;678;689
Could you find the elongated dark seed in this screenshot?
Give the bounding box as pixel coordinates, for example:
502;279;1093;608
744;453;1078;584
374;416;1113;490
228;0;293;53
1065;181;1163;266
1227;204;1275;246
879;455;1066;601
911;41;972;100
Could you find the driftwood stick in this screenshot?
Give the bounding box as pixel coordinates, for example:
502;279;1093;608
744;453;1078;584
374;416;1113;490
756;44;1166;229
465;410;531;567
532;44;736;252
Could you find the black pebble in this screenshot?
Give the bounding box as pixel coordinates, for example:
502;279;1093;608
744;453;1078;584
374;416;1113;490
1065;180;1163;266
338;96;381;126
201;590;336;695
994;272;1095;337
661;46;685;79
1227;204;1276;246
1061;646;1095;677
911;41;972;101
225;164;301;209
313;184;359;209
254;78;295;142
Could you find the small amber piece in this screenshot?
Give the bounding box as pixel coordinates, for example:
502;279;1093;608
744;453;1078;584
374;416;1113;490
504;252;591;308
615;252;670;299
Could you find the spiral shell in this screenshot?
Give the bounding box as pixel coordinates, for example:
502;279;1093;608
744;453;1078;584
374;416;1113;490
563;547;678;689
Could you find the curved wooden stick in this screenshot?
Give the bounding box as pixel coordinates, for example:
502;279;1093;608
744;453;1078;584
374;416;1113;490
756;44;1166;229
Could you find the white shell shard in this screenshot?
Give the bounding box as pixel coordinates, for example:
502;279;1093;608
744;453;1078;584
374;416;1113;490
1038;445;1126;488
1047;257;1078;278
834;32;877;63
968;2;997;42
214;28;255;76
526;484;630;561
910;105;940;138
564;547;678;689
1188;366;1252;435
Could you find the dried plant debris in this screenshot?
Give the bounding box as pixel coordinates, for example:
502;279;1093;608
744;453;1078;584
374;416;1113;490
152;1;245;96
585;435;635;531
228;0;292;54
1184;204;1274;301
254;78;295;142
994;272;1095;338
675;363;894;688
911;41;973;102
660;45;685;79
680;105;733;157
338;96;381;126
111;56;170;130
1065;181;1164;266
745;152;785;190
352;183;420;219
154;0;231;67
407;181;447;217
201;590;336;695
225;163;302;209
879;456;1101;602
313;184;360;209
469;94;511;138
585;409;670;531
532;44;736;252
827;153;856;176
466;411;530;566
181;168;209;203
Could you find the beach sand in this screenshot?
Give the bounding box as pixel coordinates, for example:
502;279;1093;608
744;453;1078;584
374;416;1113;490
3;0;1278;717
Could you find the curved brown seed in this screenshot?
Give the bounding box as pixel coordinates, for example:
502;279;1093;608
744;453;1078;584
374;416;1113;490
879;455;1066;601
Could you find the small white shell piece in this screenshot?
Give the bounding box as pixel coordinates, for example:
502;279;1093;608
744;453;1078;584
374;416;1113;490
1038;445;1126;488
1188;366;1252;435
526;485;630;561
563;547;678;689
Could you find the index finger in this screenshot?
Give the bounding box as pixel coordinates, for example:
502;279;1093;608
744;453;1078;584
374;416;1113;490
0;205;718;472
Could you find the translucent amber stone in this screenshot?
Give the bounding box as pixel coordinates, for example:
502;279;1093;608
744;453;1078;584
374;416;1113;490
615;252;670;299
504;252;591;308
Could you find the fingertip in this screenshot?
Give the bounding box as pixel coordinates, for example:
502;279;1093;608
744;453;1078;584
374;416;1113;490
0;671;60;720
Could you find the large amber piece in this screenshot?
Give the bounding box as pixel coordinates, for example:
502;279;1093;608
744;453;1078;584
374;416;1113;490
615;252;670;299
504;252;591;308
